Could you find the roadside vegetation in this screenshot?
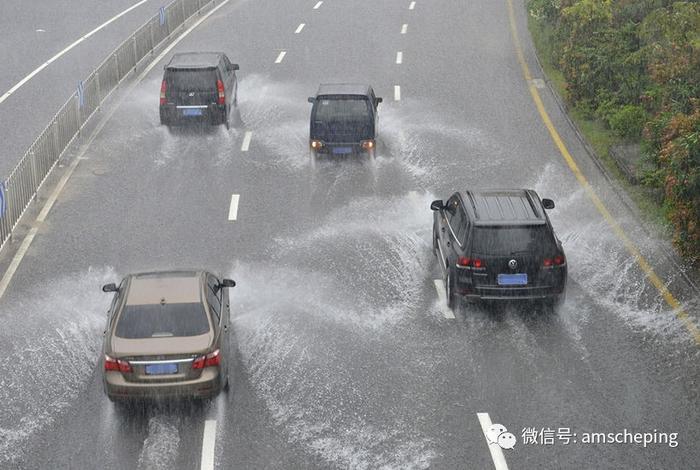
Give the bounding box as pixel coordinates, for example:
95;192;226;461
527;0;700;265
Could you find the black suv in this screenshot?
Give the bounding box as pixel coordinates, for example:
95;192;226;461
308;84;382;157
160;52;239;129
430;189;567;308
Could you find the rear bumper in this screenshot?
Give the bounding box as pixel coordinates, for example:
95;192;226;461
104;368;223;400
160;104;225;125
310;141;372;156
457;285;565;301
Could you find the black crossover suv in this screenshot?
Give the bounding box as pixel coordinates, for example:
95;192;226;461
308;83;382;158
431;189;567;308
159;52;239;129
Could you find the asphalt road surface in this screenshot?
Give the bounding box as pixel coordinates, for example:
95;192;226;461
0;0;698;469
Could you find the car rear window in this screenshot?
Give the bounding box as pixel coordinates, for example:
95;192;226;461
166;68;217;91
471;225;555;255
314;96;371;122
115;303;210;339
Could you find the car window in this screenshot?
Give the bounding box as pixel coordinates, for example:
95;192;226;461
314;96;371;122
206;275;221;321
471;225;556;255
115;303;210;338
166;68;217;91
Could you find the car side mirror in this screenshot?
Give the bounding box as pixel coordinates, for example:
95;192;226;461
220;279;236;288
308;97;315;103
430;200;444;211
542;198;555;210
230;63;239;71
376;97;383;104
102;283;118;293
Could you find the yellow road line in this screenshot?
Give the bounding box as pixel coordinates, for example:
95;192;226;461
505;0;699;344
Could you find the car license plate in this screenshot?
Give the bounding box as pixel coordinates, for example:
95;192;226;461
332;146;352;155
497;273;528;286
182;108;203;117
145;363;178;375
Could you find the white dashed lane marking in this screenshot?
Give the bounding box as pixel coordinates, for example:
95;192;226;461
394;85;401;101
274;51;287;63
401;24;407;34
200;420;217;470
295;23;305;33
396;51;403;64
228;195;240;221
409;1;416;10
241;131;252;151
477;413;510;470
313;1;323;9
433;279;456;319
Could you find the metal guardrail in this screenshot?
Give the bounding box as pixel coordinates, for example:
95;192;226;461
0;0;213;252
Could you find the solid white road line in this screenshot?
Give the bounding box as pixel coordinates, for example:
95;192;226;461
228;194;240;221
295;23;305;34
241;131;252;151
200;420;217;470
0;0;232;301
394;85;401;101
477;413;510;470
313;1;323;9
274;51;287;63
396;51;403;64
0;0;150;105
401;24;408;34
433;279;456;319
409;1;416;10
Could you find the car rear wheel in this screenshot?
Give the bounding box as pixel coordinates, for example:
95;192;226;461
446;270;457;310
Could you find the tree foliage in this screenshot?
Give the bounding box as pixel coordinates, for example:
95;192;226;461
529;0;700;262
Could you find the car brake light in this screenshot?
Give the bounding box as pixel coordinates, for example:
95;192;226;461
361;139;375;150
216;79;225;105
554;255;565;266
192;349;221;370
472;258;485;268
160;80;167;105
543;258;553;267
457;256;471;267
104;355;132;373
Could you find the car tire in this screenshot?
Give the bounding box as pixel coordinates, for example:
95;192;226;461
446;269;457;310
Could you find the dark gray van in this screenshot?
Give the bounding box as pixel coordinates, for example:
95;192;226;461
308;84;382;157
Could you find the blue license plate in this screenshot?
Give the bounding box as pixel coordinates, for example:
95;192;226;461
145;363;178;375
497;273;528;286
182;108;203;116
332;147;352;155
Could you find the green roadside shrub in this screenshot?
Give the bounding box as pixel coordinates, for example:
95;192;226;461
609;105;648;139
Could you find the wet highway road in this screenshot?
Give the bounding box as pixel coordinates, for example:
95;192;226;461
0;0;698;468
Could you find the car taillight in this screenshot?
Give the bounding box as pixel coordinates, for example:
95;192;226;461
361;139;375;150
544;255;565;267
216;79;225;105
457;256;471;267
160;80;167;105
456;257;485;269
310;139;323;149
192;349;221;370
104;355;132;373
472;258;485;268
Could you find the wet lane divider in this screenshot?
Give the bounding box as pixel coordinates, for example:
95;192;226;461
505;0;700;344
433;280;456;319
0;0;150;106
313;1;323;9
241;131;252;151
228;195;240;221
0;0;233;302
295;23;305;34
409;1;416;10
396;52;403;64
394;85;401;101
477;413;510;470
401;24;408;34
200;419;217;470
274;51;287;63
